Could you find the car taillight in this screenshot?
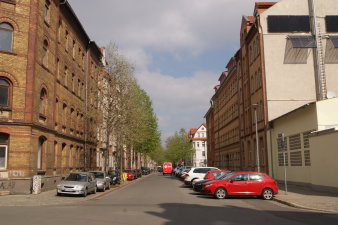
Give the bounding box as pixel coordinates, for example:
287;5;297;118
185;174;189;177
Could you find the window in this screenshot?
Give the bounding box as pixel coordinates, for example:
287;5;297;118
0;22;14;51
267;16;311;33
0;78;11;107
65;31;69;51
0;133;9;169
326;16;338;33
233;174;248;181
202;151;205;157
44;0;51;24
38;136;46;170
249;174;263;181
64;66;68;86
39;88;47;115
42;40;49;68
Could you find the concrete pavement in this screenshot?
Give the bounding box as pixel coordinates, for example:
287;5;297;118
274;183;338;214
0;175;143;207
1;174;338;215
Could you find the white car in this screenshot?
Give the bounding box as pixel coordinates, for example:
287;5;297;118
184;167;219;185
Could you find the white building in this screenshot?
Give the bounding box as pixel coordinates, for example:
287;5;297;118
188;124;208;167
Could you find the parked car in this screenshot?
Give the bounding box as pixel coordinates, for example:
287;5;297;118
176;166;192;178
184;167;219;185
180;168;192;181
204;170;230;180
89;171;111;192
108;170;121;185
193;172;232;193
157;166;163;172
124;169;135;180
56;172;97;197
135;169;143;178
202;172;279;200
141;167;151;175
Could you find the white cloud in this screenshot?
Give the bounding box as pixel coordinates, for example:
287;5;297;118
68;0;277;143
135;69;219;142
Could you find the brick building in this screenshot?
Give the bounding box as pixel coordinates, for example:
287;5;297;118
0;0;102;194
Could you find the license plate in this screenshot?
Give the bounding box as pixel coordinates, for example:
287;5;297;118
64;188;74;192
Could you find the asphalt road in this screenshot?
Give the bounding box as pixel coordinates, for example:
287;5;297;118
1;173;338;225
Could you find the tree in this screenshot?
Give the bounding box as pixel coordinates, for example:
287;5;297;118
165;128;194;165
100;42;161;174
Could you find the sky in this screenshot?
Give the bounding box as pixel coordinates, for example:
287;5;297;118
68;0;277;144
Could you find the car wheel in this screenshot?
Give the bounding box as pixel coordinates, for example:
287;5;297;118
262;188;273;200
102;185;106;192
82;189;88;197
107;183;111;190
215;187;227;199
93;187;97;194
56;192;62;196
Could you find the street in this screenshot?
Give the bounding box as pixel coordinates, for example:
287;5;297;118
0;174;338;225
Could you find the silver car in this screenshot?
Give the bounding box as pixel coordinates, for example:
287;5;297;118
89;171;111;192
57;172;97;197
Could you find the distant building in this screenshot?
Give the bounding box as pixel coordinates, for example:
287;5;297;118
188;124;208;167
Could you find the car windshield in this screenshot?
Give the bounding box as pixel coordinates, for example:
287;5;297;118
109;172;117;175
91;172;104;178
217;172;235;180
65;173;87;182
124;170;132;173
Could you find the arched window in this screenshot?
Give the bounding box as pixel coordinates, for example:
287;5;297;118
0;78;11;108
38;136;47;170
0;23;14;51
0;133;9;169
39;88;47;115
42;40;49;68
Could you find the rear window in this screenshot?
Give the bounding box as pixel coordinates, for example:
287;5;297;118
193;168;212;173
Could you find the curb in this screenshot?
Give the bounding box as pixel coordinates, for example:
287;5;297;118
274;198;338;214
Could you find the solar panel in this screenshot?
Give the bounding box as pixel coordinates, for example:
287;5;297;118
329;36;338;48
288;35;316;48
268;16;311;33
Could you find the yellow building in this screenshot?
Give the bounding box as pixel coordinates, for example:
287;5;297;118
270;98;338;192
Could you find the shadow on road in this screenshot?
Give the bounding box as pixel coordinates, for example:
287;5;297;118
146;203;338;225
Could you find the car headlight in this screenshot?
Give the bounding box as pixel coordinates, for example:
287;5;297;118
74;185;84;190
205;184;213;188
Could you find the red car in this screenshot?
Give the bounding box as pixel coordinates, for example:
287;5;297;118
124;169;135;180
204;170;230;180
202;172;278;200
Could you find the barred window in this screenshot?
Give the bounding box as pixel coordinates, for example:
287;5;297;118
303;132;310;148
278;152;288;166
290;151;302;166
289;134;301;150
277;137;287;152
304;150;311;166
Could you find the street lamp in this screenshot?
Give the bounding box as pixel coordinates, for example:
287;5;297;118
252;104;260;172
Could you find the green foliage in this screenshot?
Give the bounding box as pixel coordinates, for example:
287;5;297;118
165;128;194;164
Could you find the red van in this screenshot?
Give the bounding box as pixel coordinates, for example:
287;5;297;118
162;162;173;175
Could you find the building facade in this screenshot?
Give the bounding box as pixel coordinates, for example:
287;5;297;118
188;124;208;167
0;0;102;194
206;0;338;175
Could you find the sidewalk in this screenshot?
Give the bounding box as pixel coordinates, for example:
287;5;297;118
0;177;139;207
274;183;338;214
